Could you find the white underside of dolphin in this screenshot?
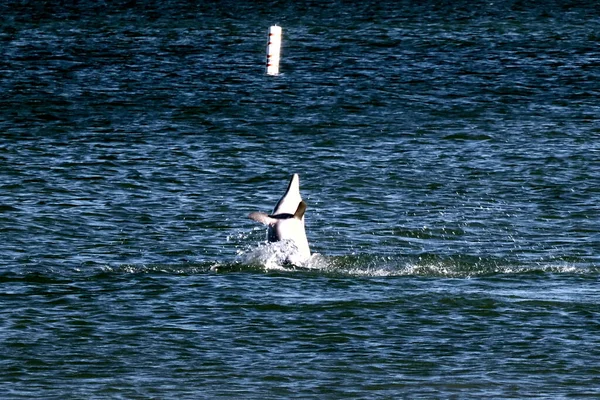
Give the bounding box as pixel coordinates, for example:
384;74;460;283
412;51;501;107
248;173;311;264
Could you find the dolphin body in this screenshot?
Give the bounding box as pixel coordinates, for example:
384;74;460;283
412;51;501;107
248;174;311;264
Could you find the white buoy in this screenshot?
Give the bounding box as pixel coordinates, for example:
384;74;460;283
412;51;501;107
266;25;282;75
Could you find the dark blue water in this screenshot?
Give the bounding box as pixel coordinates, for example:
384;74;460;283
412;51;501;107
1;1;600;398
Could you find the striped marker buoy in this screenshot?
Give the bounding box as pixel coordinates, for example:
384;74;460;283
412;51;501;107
266;25;282;75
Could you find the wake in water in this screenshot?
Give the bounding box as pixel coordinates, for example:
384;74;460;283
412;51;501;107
55;226;595;278
19;250;589;280
220;226;599;276
231;241;597;277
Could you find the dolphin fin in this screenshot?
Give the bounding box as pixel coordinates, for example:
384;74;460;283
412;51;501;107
294;201;307;220
249;212;276;226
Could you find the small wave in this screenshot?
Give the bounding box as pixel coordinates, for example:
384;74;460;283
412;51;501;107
442;133;493;141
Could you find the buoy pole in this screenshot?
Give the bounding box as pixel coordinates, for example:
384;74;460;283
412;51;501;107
266;25;282;75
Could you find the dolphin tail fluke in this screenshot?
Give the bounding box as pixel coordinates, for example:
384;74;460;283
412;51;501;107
294;201;307;220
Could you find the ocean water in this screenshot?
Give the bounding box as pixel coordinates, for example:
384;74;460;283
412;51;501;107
1;1;599;398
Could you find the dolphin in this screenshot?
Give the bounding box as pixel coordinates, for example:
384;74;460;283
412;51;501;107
248;174;311;264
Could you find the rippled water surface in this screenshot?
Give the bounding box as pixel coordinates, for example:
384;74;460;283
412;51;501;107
1;1;599;398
